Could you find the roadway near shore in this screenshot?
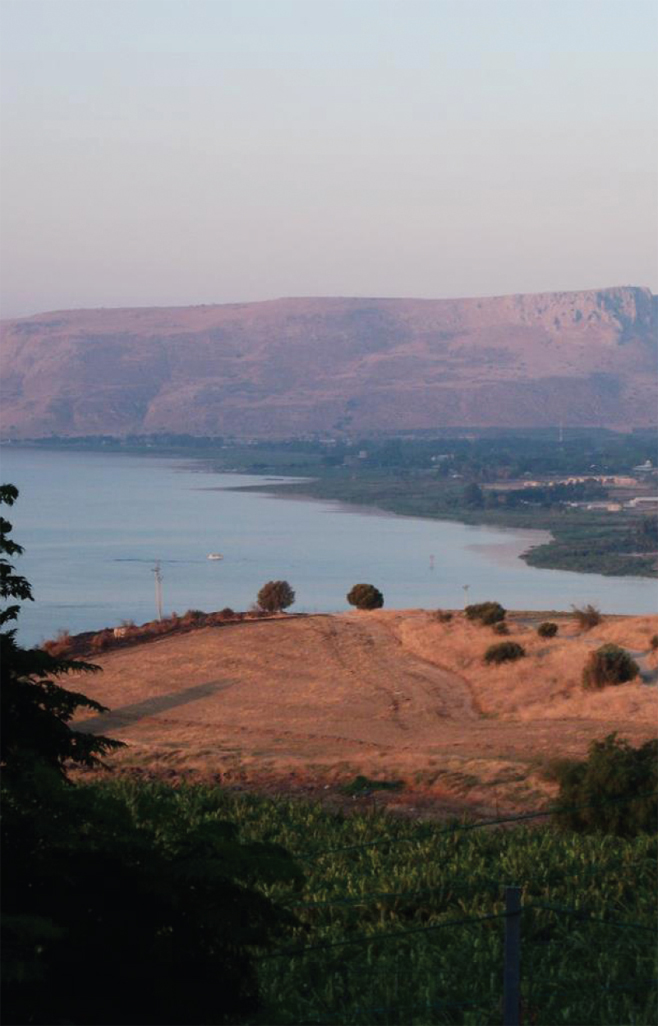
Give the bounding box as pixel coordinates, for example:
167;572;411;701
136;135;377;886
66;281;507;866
72;609;658;817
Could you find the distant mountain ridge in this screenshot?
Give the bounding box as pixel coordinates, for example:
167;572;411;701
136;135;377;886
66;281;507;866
1;286;656;437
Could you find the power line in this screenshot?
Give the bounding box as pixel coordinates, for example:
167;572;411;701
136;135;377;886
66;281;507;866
258;909;510;962
528;900;657;934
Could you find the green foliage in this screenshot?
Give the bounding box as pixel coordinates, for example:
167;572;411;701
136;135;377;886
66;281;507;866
435;610;453;623
462;482;484;508
484;641;525;664
572;603;603;630
582;644;640;690
465;601;506;625
257;580;296;613
1;485;300;1025
341;775;404;795
2;780;301;1025
552;733;658;836
492;621;509;635
0;485;120;783
537;621;558;638
83;781;655;1026
347;583;384;610
650;634;658;651
0;484;33;628
635;515;658;551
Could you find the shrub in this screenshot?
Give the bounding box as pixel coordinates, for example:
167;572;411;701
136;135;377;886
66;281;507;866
537;621;558;638
572;603;602;631
257;580;295;613
484;641;525;664
90;630;112;652
218;607;235;619
650;634;658;651
492;622;509;635
582;644;640;690
42;629;73;658
341;775;404;795
552;733;658;836
436;610;453;623
181;609;205;626
465;601;506;626
347;583;384;610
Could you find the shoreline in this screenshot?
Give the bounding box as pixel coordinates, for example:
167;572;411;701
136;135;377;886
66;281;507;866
4;441;656;586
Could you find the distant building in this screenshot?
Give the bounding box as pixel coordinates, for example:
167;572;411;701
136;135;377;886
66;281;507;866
627;496;658;509
633;460;654;473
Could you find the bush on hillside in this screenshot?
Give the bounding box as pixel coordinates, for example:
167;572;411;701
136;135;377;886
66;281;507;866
572;603;602;631
465;601;506;626
492;622;509;635
582;644;640;690
537;621;558;638
483;641;525;664
41;629;73;658
90;630;112;652
181;609;205;625
435;610;453;623
552;733;658;836
347;583;384;610
650;634;658;652
256;580;295;613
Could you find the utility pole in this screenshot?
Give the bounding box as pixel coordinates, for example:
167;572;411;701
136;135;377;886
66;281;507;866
463;584;470;608
503;886;522;1026
152;561;163;621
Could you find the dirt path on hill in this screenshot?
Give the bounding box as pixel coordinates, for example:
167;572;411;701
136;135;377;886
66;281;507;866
72;610;658;813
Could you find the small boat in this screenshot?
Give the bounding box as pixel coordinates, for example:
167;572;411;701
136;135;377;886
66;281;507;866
207;553;224;561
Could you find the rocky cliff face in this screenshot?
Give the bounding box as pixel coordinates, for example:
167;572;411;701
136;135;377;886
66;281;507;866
1;286;655;437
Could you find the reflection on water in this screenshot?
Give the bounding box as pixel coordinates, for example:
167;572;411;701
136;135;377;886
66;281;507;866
1;447;656;646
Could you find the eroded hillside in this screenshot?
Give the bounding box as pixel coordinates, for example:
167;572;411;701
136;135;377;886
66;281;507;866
2;286;656;436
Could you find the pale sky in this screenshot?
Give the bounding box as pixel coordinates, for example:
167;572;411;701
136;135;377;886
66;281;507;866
1;0;656;317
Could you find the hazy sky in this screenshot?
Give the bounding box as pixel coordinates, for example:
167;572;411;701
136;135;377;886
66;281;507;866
1;0;656;317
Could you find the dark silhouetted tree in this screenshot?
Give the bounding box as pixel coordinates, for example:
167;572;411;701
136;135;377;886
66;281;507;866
347;583;384;610
1;485;300;1025
257;580;295;613
553;733;657;836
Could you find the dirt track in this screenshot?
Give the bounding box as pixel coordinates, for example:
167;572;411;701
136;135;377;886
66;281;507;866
73;610;658;814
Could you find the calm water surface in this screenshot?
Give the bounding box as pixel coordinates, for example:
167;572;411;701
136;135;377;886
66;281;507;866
1;448;656;646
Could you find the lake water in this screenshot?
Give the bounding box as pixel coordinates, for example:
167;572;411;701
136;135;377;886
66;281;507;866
1;447;656;646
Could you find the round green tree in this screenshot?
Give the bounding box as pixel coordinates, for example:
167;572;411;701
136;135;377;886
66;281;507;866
256;580;295;613
347;583;384;610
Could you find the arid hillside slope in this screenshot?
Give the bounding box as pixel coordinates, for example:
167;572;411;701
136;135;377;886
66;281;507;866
2;286;656;436
72;609;658;813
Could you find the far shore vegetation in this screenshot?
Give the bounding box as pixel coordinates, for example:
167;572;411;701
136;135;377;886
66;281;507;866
6;428;657;578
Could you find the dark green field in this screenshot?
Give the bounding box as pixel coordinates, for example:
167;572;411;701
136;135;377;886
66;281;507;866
103;780;657;1025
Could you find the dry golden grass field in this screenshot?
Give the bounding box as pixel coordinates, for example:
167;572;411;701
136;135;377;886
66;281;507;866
72;609;658;816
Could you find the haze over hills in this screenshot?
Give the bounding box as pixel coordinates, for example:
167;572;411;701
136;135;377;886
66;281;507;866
1;286;656;438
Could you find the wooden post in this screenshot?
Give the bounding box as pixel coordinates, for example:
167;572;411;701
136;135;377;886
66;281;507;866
503;886;521;1026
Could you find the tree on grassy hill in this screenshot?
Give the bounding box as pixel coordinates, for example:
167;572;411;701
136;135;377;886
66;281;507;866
257;579;295;613
553;733;657;836
347;583;384;610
